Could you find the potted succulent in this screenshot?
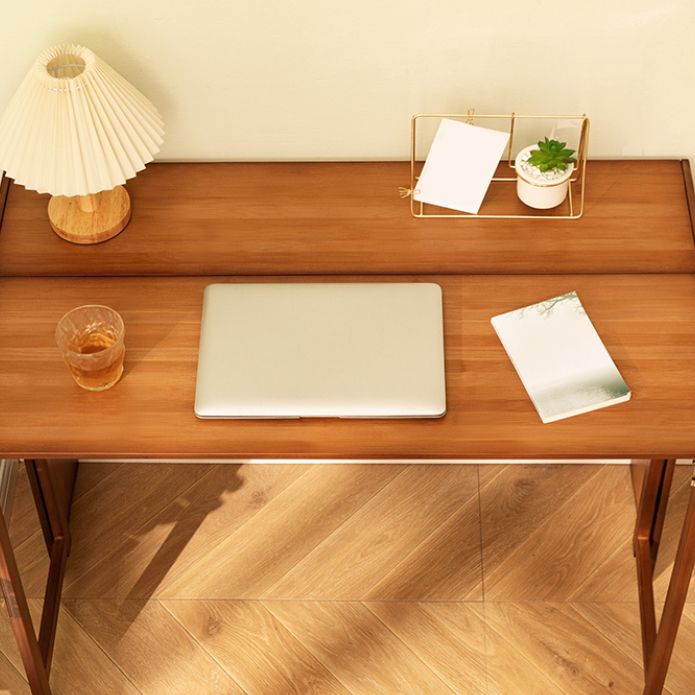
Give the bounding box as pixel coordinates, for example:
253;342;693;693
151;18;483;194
515;137;576;209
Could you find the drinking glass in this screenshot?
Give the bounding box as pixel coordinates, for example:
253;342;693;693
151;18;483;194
55;305;125;391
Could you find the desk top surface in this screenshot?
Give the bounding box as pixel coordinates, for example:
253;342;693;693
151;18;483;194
1;160;694;277
1;273;694;460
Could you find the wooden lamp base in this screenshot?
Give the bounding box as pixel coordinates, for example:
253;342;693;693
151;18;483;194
47;186;131;244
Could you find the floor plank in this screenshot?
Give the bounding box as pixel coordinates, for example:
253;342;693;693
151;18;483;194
365;494;482;601
266;465;481;600
481;465;637;601
481;606;571;695
15;463;218;598
484;603;647;694
0;649;30;695
64;599;244;695
160;464;405;599
669;608;695;694
7;465;40;549
264;600;455;694
573;602;695;695
0;600;141;695
72;463;124;502
65;463;309;599
366;601;488;694
164;599;348;694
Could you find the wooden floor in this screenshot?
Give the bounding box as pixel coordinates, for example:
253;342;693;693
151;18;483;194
1;462;694;694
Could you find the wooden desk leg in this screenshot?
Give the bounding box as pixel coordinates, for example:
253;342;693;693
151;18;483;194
634;459;676;671
0;502;51;694
0;459;77;694
643;474;695;695
631;460;650;507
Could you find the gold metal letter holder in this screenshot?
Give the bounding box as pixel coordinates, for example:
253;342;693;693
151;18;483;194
402;111;590;219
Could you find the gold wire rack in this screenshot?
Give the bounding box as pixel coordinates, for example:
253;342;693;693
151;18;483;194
403;111;590;219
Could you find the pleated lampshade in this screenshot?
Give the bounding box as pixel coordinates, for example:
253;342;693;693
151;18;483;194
0;43;163;196
0;43;164;243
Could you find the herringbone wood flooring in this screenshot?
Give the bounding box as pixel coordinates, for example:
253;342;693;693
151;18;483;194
1;462;694;694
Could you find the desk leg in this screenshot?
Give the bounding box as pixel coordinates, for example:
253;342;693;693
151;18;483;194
0;499;50;694
0;459;77;695
634;459;676;669
643;474;695;695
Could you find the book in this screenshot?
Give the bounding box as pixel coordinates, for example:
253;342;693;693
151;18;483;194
491;291;630;423
413;118;509;214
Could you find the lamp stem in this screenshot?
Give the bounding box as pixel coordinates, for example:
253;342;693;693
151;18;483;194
78;193;101;213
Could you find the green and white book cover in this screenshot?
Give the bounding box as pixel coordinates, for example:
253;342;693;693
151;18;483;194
491;291;630;423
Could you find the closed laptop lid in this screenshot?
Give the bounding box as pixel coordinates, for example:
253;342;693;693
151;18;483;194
194;282;446;419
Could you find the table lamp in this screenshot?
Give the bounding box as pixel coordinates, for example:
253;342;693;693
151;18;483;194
0;43;164;244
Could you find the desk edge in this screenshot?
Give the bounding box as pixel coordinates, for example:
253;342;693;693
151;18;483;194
0;173;9;233
680;159;695;245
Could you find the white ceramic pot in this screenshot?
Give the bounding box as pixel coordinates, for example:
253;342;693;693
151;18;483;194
515;144;574;209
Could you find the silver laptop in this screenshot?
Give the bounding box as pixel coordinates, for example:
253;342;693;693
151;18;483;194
194;282;446;419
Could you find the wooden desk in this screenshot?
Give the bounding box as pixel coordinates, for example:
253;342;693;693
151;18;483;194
0;161;693;695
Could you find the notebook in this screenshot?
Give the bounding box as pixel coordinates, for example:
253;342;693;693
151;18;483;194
413;118;509;214
491;291;630;423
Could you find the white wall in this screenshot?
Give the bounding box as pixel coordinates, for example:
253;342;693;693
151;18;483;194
1;1;694;161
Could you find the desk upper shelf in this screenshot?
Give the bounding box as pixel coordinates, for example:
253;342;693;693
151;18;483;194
1;160;694;276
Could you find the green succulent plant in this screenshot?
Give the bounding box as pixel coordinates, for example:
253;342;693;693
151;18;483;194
527;138;576;172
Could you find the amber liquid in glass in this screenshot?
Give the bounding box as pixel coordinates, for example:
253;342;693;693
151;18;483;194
68;329;125;391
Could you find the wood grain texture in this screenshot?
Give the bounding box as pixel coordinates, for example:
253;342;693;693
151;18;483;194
14;463;218;598
3;462;695;694
574;602;695;695
481;605;568;695
8;467;41;550
63;600;244;694
62;463;308;600
4;599;694;694
365;602;488;694
1;161;694;277
1;274;695;460
265;465;482;601
480;465;638;601
0;648;30;695
159;464;405;599
631;459;650;507
70;462;123;502
19;462;652;606
47;187;131;245
163;600;349;694
484;603;648;694
263;600;455;694
32;600;142;695
0;600;140;695
363;485;482;601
